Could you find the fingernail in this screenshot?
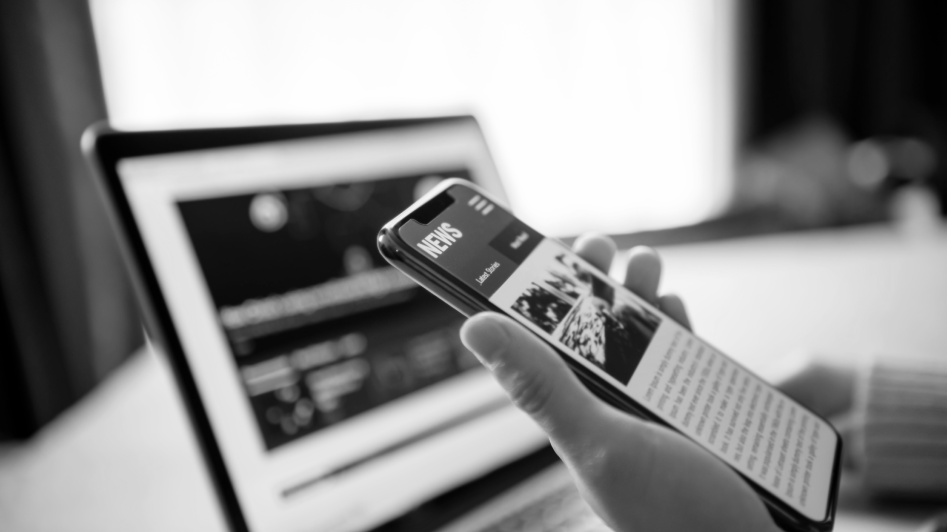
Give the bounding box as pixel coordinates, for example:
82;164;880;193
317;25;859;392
460;314;510;364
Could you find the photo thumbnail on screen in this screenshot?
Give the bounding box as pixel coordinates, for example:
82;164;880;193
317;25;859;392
510;251;661;384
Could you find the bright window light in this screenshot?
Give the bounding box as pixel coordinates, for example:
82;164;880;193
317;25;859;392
90;0;734;236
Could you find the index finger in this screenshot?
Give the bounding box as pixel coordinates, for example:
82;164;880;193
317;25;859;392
572;233;616;273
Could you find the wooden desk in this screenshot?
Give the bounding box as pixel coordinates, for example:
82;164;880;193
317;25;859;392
2;224;945;532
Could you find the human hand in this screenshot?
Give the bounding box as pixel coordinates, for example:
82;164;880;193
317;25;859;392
460;234;780;532
770;353;862;474
769;353;856;421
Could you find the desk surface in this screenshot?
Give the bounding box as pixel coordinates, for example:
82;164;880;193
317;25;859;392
2;224;946;532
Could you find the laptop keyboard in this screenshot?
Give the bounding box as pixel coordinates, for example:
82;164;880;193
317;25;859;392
476;483;611;532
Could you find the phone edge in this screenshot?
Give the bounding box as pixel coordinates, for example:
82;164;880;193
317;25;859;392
378;180;842;532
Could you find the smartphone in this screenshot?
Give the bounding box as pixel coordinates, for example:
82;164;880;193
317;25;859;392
377;179;841;532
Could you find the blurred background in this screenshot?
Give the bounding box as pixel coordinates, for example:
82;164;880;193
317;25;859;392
1;0;946;472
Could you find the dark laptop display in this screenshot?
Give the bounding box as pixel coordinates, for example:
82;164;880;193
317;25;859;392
86;119;546;532
177;172;480;450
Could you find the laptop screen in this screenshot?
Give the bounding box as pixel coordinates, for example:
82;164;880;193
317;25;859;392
115;121;545;532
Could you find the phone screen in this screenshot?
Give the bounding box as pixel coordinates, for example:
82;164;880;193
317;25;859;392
397;184;838;522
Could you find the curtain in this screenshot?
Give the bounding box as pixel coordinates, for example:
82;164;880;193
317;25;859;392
743;0;947;210
0;0;140;438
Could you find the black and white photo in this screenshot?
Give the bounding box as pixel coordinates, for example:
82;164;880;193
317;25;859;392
510;252;662;384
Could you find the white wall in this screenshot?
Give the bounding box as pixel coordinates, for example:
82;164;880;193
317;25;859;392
91;0;735;236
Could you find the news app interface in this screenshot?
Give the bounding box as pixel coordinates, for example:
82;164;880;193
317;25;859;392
398;184;838;521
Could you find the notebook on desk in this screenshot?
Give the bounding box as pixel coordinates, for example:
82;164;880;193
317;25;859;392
83;116;607;532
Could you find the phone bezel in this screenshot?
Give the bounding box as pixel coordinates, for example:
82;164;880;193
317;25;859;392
377;179;843;532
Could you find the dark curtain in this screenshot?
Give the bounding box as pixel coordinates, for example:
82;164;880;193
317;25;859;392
743;0;947;210
0;0;140;438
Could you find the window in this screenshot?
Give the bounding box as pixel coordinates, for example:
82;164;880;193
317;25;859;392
90;0;735;236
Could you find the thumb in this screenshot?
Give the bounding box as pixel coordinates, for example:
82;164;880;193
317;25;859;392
460;312;605;447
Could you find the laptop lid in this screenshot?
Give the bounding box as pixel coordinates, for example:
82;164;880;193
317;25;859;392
84;117;547;532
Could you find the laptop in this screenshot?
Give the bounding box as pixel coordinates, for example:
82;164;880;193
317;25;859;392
83;116;609;532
